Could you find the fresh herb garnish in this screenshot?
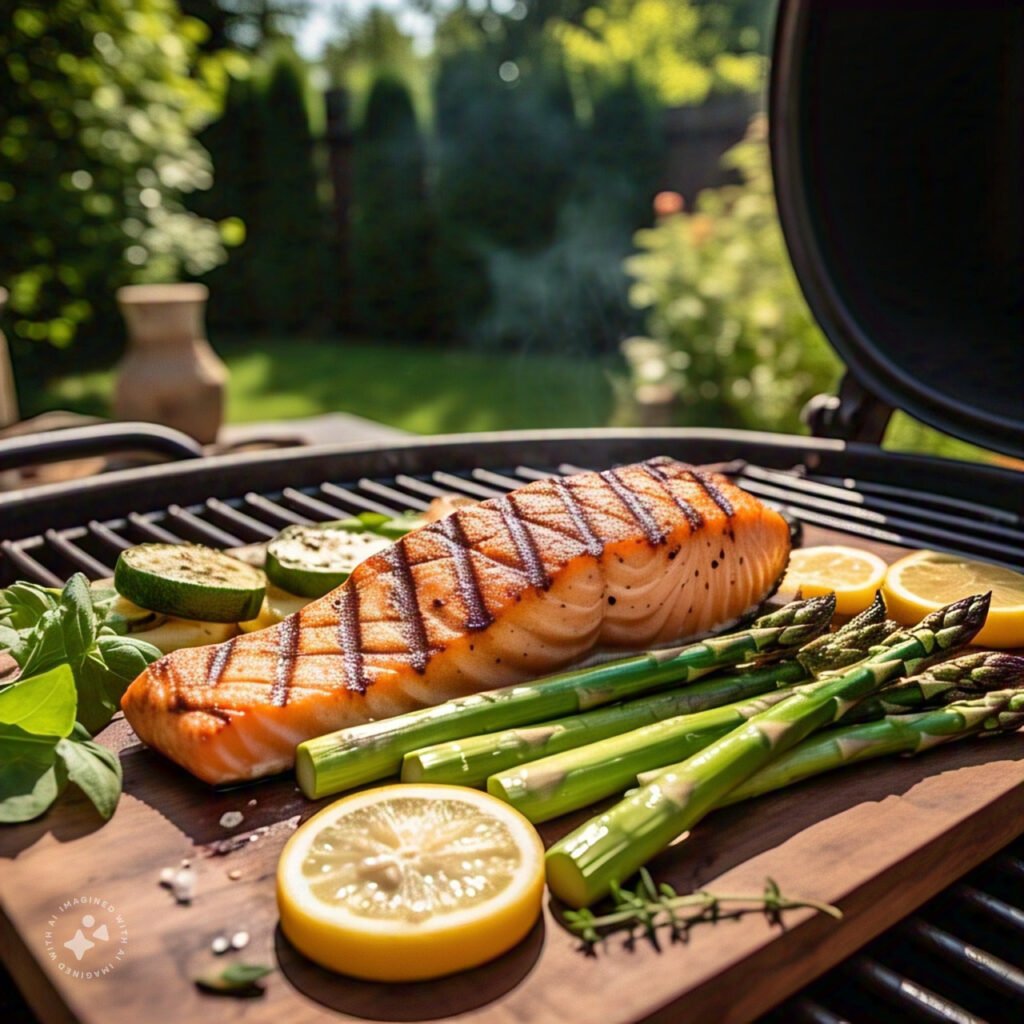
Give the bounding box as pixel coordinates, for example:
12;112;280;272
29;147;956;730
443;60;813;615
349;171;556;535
195;963;273;997
0;574;161;823
562;870;841;950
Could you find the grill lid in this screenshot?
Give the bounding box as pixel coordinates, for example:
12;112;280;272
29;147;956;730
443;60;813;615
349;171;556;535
770;1;1024;458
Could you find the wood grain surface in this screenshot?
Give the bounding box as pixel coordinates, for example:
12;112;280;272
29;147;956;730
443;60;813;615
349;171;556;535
1;524;1022;1024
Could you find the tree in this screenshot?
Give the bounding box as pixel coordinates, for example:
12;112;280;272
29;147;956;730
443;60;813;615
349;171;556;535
350;74;434;338
0;0;231;367
194;42;328;333
179;0;310;52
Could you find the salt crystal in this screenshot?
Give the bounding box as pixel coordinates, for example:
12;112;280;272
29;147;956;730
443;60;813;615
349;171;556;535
211;935;229;955
230;930;250;950
171;867;196;904
219;811;244;829
159;867;176;887
227;869;242;881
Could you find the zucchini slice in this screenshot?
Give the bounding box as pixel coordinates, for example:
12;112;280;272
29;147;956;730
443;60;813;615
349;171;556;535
114;544;266;623
265;524;394;598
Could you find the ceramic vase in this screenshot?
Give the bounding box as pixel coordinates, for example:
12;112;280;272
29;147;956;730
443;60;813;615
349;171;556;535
114;284;227;445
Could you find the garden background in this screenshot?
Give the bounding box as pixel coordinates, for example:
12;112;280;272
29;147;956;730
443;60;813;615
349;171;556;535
0;0;991;460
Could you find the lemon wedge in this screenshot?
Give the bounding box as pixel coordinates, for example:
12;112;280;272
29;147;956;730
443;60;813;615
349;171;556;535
277;784;545;981
882;550;1024;649
780;545;888;616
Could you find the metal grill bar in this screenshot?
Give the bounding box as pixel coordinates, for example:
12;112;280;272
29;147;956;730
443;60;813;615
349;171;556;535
0;540;61;587
88;520;132;554
44;529;113;578
739;465;1024;543
356;479;431;511
319;482;399;517
848;957;983;1024
242;492;310;526
431;471;505;499
127;512;182;544
204;499;278;541
902;918;1024;1000
165;505;242;548
952;885;1024;934
809;471;1022;527
394;474;454;499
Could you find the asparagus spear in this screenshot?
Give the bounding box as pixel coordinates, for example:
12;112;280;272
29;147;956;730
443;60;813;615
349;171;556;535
545;593;990;908
843;651;1024;723
721;688;1024;806
295;595;835;798
480;605;894;813
404;596;896;788
634;650;1024;786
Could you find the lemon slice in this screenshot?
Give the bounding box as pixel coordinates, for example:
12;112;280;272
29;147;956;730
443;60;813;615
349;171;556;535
277;784;545;981
780;545;888;616
883;550;1024;648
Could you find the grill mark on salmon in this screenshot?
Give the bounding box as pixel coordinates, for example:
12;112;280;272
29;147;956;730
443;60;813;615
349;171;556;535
600;468;665;544
687;465;735;517
642;459;704;530
497;494;551;589
206;637;236;687
271;615;300;706
436;514;493;630
552;477;603;557
386;543;431;672
335;587;370;692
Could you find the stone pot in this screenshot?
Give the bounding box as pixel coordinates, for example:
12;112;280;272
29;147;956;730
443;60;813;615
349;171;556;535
0;286;18;428
114;283;227;445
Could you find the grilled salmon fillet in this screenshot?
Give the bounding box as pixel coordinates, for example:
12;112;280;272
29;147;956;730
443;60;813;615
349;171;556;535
121;458;791;783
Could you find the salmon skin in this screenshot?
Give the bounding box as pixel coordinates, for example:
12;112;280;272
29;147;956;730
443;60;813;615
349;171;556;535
121;457;791;784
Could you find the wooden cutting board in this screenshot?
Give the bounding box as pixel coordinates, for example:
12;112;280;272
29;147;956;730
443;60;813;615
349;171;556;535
2;525;1022;1024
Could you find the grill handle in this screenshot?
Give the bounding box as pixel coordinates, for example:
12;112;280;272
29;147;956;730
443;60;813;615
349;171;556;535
0;422;204;473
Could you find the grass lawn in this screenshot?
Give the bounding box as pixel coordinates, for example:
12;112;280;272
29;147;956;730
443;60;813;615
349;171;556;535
23;335;1001;463
27;337;621;435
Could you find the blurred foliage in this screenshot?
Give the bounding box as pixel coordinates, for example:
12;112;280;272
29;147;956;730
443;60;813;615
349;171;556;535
0;0;242;366
180;0;309;52
192;41;329;333
551;0;765;108
350;74;435;338
324;7;429;125
624;115;842;432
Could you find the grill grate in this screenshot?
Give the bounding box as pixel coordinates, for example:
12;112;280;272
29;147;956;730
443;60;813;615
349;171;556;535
0;436;1021;1023
764;836;1024;1024
3;458;1022;588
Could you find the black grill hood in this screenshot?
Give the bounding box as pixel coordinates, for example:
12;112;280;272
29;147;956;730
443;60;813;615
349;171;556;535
771;0;1023;459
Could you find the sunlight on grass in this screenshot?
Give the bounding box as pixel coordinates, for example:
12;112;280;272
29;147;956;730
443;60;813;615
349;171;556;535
24;336;1005;465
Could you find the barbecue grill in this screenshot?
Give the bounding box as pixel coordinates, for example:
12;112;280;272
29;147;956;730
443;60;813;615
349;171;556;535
1;1;1021;1021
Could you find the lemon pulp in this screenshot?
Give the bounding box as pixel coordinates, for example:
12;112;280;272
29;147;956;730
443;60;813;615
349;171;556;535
277;785;545;981
780;545;888;616
883;551;1024;648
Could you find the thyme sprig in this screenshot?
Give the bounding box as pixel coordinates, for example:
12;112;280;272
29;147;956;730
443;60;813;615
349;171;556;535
563;870;841;949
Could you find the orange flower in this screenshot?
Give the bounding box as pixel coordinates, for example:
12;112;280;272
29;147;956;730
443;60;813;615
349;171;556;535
653;191;684;217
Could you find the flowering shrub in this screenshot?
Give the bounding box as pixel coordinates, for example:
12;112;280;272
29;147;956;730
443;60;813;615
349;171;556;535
623;116;842;432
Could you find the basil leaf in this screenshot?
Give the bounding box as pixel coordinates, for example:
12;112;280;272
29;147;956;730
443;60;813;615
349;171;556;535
0;723;67;823
96;633;161;682
0;582;59;630
60;574;97;667
56;734;122;820
195;963;273;996
11;607;67;677
73;634;161;735
0;664;76;737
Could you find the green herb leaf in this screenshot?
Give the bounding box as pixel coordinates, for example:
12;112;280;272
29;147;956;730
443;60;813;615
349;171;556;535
195;963;273;996
59;574;98;667
0;582;59;630
0;723;68;823
56;730;122;820
0;664;77;737
75;634;161;735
